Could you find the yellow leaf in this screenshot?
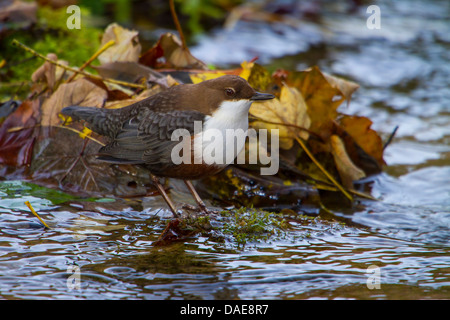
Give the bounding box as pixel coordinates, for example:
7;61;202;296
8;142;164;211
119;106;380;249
190;72;227;84
250;85;311;149
239;61;254;80
98;23;141;64
322;71;359;106
286;66;359;133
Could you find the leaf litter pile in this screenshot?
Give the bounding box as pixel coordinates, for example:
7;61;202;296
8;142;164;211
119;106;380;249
0;21;389;245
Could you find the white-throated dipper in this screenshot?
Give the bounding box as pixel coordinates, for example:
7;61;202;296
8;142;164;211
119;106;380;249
61;75;275;217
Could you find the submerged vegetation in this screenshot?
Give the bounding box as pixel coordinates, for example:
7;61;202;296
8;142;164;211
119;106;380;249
220;207;288;246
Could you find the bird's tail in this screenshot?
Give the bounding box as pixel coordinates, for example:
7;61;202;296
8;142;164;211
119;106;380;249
61;106;118;138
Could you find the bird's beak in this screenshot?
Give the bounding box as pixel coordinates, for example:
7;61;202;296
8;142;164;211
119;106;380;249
251;92;275;101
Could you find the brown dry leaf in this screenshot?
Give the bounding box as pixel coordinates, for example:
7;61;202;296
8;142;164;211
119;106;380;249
31;53;57;88
93;61;172;89
330;134;365;189
322;72;359;106
337;115;385;173
41;78;107;126
82;77;131;102
0;0;37;24
139;33;207;70
153;219;197;246
250;85;310;150
97;23;141;64
286;66;359;134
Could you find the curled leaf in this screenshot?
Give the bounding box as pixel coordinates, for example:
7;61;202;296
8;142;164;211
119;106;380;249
41;78;107;127
140;33;207;70
98;23;141;64
336;115;385;175
285;66;359;134
330;134;365;189
31;53;57;87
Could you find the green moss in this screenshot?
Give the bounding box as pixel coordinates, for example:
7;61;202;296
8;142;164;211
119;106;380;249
220;207;288;247
35;7;102;65
0;5;103;101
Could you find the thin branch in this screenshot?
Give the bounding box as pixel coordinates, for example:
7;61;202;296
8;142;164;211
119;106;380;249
25;201;51;229
293;134;353;202
66;40;116;83
169;0;188;50
54;125;105;146
383;125;398;150
11;39;146;89
249;114;324;141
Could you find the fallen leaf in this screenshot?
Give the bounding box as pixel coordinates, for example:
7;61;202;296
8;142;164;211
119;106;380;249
97;23;141;64
250;85;311;149
247;62;275;93
330;134;365;189
189;61;253;84
0;100;39;166
93;61;166;87
83;77;131;101
322;71;359;106
0;0;37;25
153;219;197;246
336;115;385;174
139;33;207;70
31;53;57;89
40;78;107;127
285;66;359;134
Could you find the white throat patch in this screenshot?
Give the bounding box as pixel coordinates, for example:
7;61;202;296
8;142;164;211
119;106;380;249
194;99;252;165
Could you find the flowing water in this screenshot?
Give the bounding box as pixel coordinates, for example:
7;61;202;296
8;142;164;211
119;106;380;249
0;0;449;299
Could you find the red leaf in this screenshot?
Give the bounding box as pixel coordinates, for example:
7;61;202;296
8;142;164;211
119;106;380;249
0;100;39;166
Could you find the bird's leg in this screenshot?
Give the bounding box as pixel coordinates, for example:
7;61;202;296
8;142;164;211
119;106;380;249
183;180;212;215
150;174;179;218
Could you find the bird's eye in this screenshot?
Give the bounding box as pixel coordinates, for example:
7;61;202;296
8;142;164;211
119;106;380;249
225;88;235;97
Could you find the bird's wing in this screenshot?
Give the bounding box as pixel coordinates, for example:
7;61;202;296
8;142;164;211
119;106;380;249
97;109;205;165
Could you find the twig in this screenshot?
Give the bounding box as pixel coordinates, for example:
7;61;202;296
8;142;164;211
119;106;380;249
383;125;398;150
66;40;116;83
294;134;353;202
24;201;51;229
11;39;146;89
249;114;324;141
169;0;188;50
